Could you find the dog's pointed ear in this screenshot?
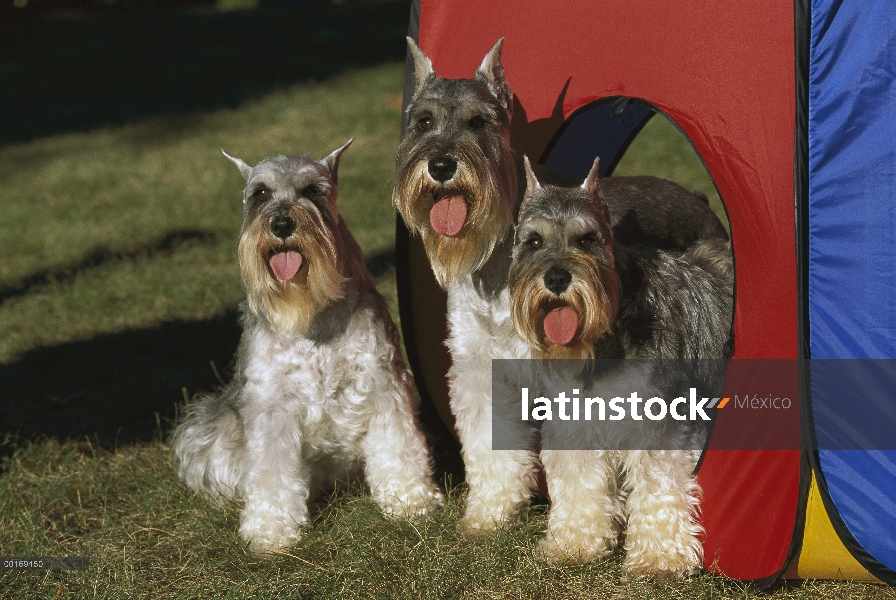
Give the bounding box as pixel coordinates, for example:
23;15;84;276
222;149;252;181
476;38;512;112
518;155;541;223
581;156;603;199
407;37;434;98
322;137;354;185
582;156;613;224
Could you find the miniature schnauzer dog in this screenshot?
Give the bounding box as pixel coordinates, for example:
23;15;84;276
507;156;733;576
393;38;728;536
173;140;442;555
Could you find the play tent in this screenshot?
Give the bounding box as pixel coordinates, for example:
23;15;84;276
395;0;896;587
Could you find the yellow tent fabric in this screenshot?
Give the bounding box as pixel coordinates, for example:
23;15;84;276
788;472;882;582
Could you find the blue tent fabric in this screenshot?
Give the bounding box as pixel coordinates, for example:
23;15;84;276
542;99;654;179
808;0;896;575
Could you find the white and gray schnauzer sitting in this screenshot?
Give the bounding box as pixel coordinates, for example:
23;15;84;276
393;37;729;537
173;139;442;555
506;156;733;577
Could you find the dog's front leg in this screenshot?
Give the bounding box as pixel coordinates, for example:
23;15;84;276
451;366;539;536
539;449;622;563
360;382;444;520
238;402;309;556
621;449;703;578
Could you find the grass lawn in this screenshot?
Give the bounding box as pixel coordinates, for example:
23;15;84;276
0;11;893;597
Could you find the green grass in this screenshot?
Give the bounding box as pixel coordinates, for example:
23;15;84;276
0;63;404;364
0;61;892;599
3;441;895;599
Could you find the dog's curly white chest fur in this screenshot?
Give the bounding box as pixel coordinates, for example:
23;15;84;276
242;305;399;459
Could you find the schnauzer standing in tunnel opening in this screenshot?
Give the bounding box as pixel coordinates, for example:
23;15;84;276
508;156;733;576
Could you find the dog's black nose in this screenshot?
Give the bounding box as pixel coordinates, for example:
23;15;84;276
270;215;295;240
544;266;572;295
428;157;458;183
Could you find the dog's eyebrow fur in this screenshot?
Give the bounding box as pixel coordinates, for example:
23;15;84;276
411;96;501;122
286;166;328;189
456;97;501;116
410;97;450;114
562;216;598;238
516;215;553;237
248;182;271;193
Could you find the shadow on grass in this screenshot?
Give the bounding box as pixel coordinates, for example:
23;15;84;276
0;246;464;480
0;229;218;303
0;1;410;145
0;309;243;459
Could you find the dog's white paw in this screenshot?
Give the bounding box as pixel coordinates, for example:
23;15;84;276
537;527;616;565
457;495;525;537
622;533;702;579
457;515;496;537
376;485;445;520
239;508;305;556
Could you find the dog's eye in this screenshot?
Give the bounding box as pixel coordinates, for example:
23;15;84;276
469;116;486;130
302;184;321;198
526;235;543;250
252;186;271;201
578;233;599;249
417;117;433;131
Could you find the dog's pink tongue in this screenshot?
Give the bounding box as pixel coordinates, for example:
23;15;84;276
543;306;579;346
430;194;467;236
269;251;303;281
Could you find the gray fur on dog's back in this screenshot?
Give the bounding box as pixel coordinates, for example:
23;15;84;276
600;176;727;250
598;238;733;363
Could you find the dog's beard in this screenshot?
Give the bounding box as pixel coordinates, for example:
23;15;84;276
511;254;619;360
239;210;347;335
393;135;516;288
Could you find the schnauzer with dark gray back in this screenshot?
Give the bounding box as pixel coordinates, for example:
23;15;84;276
173;140;442;555
393;37;728;536
507;156;733;576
